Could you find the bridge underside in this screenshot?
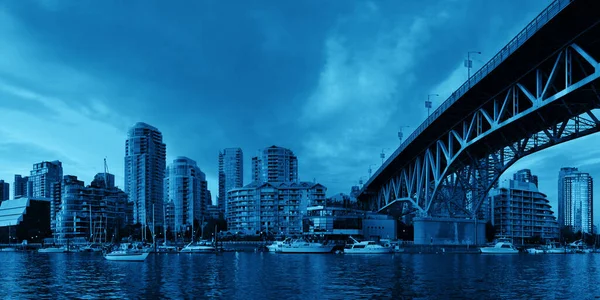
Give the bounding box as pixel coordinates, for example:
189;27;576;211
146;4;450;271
363;12;600;219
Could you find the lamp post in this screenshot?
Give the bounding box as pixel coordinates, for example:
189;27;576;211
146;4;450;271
465;51;482;80
426;94;439;117
368;164;377;178
398;126;410;144
380;148;391;165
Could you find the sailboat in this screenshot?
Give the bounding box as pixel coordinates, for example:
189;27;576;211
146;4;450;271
180;217;216;253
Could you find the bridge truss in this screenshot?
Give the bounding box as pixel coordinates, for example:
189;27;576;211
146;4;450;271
368;42;600;218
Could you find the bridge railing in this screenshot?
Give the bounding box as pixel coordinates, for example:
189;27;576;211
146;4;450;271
362;0;572;192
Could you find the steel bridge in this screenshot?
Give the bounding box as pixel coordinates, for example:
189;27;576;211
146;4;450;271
358;0;600;219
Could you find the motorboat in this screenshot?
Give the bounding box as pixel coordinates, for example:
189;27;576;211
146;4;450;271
544;242;566;254
180;240;216;253
568;240;593;254
266;238;291;252
479;238;519;254
0;247;17;252
104;244;149;261
38;246;68;253
278;238;334;254
344;236;393;254
80;243;104;253
526;247;545;254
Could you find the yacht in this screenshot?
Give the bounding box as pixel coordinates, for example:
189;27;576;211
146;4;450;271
180;240;216;253
104;244;149;261
479;238;519;254
544;242;566;254
266;238;291;252
278;238;334;254
568;240;593;254
38;246;68;253
344;236;393;254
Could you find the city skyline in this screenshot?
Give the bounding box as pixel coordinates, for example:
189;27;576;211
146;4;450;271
2;0;600;223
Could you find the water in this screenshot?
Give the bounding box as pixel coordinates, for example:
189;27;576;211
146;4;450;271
1;252;600;299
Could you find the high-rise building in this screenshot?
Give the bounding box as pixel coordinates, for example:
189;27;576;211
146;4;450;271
251;146;298;183
29;161;63;199
124;122;166;236
561;170;593;233
513;169;538;187
227;181;327;235
0;180;9;201
13;175;29;198
558;167;578;227
218;148;243;214
53;174;132;243
487;170;559;243
163;157;208;235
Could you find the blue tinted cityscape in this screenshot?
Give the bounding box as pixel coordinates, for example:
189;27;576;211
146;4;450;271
1;0;600;299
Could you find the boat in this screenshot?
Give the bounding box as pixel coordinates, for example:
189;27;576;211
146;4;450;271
180;240;216;253
479;238;519;254
80;243;104;252
0;247;17;252
104;244;149;261
343;236;393;254
266;238;291;252
544;242;566;254
568;240;593;254
526;247;545;254
278;238;335;254
38;246;68;253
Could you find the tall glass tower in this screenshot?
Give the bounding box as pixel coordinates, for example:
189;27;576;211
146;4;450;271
218;148;243;215
124;122;166;238
251;145;298;183
559;168;593;233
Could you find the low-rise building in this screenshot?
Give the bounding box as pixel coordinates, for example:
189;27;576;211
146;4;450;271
0;197;51;243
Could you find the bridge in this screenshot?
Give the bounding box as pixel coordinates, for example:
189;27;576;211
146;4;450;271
358;0;600;224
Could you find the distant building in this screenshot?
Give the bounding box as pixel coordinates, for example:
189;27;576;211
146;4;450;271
227;181;326;235
487;170;559;243
163;157;208;235
218;148;243;215
560;169;593;233
0;197;51;243
124;122;166;237
251;146;298;183
0;180;8;202
513;169;538;187
29;161;63;199
13;175;29;198
206;205;221;220
53;174;132;244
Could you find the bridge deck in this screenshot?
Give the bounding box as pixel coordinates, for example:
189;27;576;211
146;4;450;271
360;0;600;198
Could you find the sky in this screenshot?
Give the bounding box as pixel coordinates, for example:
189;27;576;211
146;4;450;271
2;0;599;223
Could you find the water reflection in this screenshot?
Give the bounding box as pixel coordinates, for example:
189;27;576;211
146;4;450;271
0;252;599;299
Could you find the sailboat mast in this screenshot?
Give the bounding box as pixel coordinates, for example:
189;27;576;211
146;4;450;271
163;204;167;245
89;203;92;242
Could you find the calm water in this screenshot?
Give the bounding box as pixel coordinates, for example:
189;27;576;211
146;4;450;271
0;252;599;299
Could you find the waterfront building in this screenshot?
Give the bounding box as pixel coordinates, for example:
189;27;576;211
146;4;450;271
124;122;166;237
0;197;51;243
218;148;243;215
13;175;29;198
251;146;298;183
558;167;578;226
487;170;560;243
163;157;208;235
53;174;132;244
227;181;326;235
0;180;8;202
29;161;63;199
559;169;593;233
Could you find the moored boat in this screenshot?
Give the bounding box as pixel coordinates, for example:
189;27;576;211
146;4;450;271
104;244;149;261
266;238;291;252
180;240;216;253
278;238;334;254
343;236;393;254
38;246;68;253
479;238;519;254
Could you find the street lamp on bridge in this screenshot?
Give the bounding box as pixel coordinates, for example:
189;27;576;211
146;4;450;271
425;94;439;116
465;51;482;80
398;126;410;143
380;148;391;165
368;164;377;179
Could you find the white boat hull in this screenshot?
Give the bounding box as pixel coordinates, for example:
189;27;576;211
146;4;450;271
279;246;334;254
104;252;149;261
0;247;17;252
526;248;544;254
344;247;393;254
480;248;519;254
38;247;68;253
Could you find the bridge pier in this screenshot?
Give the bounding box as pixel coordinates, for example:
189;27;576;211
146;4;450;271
413;217;486;246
